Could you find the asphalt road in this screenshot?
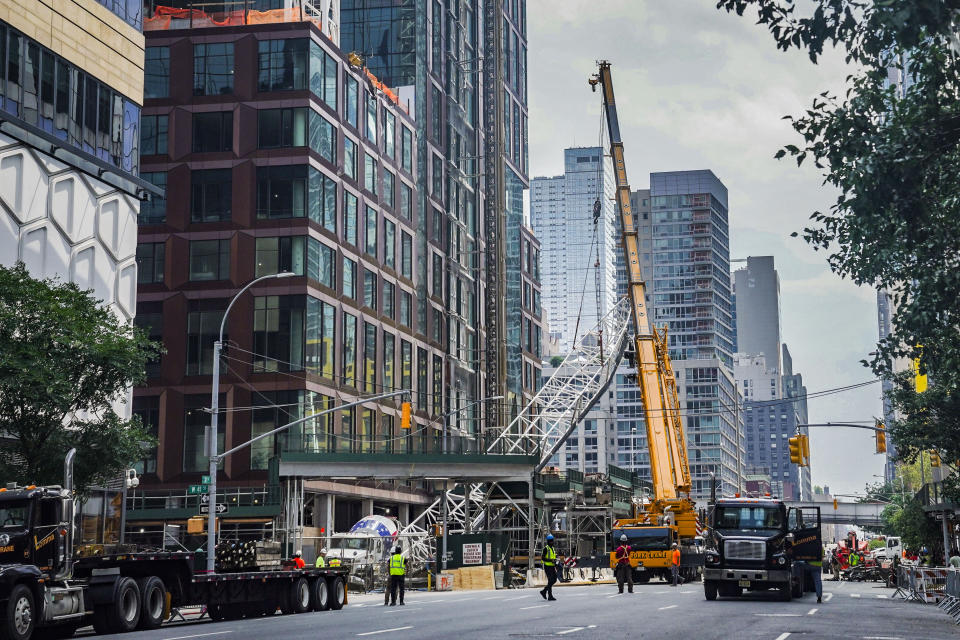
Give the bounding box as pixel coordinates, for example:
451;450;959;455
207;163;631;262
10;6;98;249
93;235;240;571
81;577;958;640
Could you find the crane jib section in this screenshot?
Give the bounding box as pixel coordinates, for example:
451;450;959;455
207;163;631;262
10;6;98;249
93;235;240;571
595;62;692;500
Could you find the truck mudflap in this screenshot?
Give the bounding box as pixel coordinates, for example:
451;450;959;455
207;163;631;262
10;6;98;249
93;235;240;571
704;568;790;583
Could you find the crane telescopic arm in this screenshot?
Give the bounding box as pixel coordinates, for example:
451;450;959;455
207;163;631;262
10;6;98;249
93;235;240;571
589;61;692;500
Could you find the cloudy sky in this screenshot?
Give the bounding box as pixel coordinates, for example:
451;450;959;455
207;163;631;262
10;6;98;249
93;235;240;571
526;1;884;497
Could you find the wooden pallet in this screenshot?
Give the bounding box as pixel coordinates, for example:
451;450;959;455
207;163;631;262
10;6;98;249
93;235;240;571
451;565;496;591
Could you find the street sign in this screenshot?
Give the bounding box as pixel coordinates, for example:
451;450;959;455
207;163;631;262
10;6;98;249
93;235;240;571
200;503;228;515
188;484;208;495
200;494;210;504
201;475;212;484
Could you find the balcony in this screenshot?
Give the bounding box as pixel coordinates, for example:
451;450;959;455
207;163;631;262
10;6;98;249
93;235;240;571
126;484;282;521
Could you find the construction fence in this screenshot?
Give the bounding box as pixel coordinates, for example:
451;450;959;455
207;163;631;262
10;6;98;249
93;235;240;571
936;568;960;625
893;565;956;605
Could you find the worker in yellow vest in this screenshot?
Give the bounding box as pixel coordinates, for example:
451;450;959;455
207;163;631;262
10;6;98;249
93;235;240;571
315;548;327;568
539;534;558;601
388;546;406;606
329;556;342;567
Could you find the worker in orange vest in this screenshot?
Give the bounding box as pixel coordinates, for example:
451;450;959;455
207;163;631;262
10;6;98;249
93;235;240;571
670;543;682;587
292;550;305;569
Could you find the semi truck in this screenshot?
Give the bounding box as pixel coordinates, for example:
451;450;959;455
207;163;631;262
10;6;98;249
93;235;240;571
702;497;822;601
0;450;348;640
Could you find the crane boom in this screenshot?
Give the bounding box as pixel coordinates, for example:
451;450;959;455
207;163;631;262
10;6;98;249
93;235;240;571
589;61;692;502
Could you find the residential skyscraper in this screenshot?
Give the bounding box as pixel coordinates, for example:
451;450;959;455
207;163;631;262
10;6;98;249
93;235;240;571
734;255;782;374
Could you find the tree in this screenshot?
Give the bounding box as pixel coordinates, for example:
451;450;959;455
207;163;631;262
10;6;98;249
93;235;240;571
0;263;161;494
890;498;943;554
715;0;960;464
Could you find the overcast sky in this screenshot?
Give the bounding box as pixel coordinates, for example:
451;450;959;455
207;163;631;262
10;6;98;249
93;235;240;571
526;1;884;497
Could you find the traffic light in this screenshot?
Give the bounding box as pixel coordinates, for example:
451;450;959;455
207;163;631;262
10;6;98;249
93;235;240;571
788;436;803;465
914;349;928;393
833;498;838;511
800;434;810;467
875;422;887;454
400;402;411;429
930;450;941;467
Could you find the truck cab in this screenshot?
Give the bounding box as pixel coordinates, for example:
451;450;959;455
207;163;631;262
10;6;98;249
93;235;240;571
0;485;73;580
702;499;821;601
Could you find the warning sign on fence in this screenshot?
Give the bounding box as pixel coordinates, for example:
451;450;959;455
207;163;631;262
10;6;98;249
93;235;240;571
462;543;482;565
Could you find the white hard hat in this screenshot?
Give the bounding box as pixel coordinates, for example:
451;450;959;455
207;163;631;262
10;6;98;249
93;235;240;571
320;548;327;554
620;534;627;542
295;549;302;556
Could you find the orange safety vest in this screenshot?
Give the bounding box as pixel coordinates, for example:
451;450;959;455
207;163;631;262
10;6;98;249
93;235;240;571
671;549;681;566
615;545;631;565
293;557;305;569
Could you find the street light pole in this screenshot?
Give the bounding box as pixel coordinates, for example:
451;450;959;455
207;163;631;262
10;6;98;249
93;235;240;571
206;272;294;572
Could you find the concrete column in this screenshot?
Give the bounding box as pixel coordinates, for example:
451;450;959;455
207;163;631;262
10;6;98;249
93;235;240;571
313;493;335;537
399;503;410;524
362;498;374;516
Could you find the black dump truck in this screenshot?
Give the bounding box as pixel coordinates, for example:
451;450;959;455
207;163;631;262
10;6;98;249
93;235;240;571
702;498;821;601
0;451;348;640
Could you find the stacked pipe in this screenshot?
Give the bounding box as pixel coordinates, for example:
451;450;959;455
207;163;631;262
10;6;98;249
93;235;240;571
214;540;282;571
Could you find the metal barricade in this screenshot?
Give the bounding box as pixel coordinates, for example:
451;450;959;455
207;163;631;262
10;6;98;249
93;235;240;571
937;569;960;625
895;565;950;604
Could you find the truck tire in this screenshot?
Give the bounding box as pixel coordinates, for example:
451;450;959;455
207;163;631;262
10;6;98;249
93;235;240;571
1;584;36;640
791;575;804;598
778;581;793;602
312;578;330;611
328;577;346;611
136;576;166;630
290;578;311;614
703;580;718;601
633;571;650;584
207;604;226;622
92;577;141;634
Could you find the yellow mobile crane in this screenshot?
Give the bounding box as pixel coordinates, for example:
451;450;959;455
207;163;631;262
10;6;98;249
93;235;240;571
589;61;702;583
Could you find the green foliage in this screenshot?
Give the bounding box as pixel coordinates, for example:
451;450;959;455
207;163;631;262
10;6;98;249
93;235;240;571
715;0;960;462
0;263;162;494
549;355;564;368
890;498;943;553
868;538;885;550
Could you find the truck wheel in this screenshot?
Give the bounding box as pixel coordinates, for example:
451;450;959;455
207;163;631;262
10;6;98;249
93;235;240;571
634;572;650;584
703;580;718;601
290;578;311;614
207;604;226;622
136;576;166;630
328;577;346;611
778;581;793;602
1;584;35;640
93;577;141;634
312;578;330;611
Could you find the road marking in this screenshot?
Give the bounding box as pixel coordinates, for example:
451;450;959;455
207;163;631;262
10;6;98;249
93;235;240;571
755;613;801;617
384;608;420;613
658;604;677;610
823;592;834;602
556;628;585;635
357;626;413;637
807;608;818;615
521;604;551;610
863;637;904;640
605;593;621;598
875;594;888;599
774;633;791;640
164;633;233;640
851;593;861;598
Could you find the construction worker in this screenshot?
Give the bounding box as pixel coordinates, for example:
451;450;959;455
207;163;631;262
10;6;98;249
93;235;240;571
388;545;406;606
614;534;633;594
848;550;859;568
670;542;681;586
315;547;327;568
292;550;305;569
329;556;342;567
539;534;558;601
800;547;824;603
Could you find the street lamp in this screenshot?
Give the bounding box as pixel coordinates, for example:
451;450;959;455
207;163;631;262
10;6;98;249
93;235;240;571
206;271;294;572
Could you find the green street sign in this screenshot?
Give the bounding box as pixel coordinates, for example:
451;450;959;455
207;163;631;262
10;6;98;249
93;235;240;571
201;475;212;484
188;484;208;495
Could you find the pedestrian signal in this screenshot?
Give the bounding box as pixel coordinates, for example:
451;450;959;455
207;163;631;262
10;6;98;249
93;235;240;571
401;402;411;429
788;436;803;465
875;423;887;454
930;450;941;467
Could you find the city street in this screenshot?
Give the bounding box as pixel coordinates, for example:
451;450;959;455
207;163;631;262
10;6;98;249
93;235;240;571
82;579;958;640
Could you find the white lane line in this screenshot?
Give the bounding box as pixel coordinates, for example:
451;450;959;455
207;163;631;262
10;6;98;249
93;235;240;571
863;637;904;639
851;593;861;598
807;608;818;615
875;594;888;599
556;628;585;636
164;633;233;640
658;604;678;610
755;613;801;617
605;593;621;598
823;592;834;602
515;595;532;599
774;634;791;640
357;626;413;637
384;608;421;613
521;604;551;610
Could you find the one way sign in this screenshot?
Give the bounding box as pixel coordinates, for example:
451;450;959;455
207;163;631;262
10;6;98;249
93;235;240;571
199;503;228;515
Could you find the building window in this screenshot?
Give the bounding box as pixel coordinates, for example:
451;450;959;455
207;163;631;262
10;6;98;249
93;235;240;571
343;191;358;245
140;114;168;156
308;238;336;288
314;300;335;378
132;396;159;473
311;111;336;163
400;340;412;391
363;321;377;393
184;397;224;471
253;295;304;372
384;219;396;270
342;311;357;387
417;347;428;410
400;290;412;327
383;110;395;159
186;305;225;375
344;137;357;180
194;43;233;96
345;74;358;128
257;165;307;218
432;354;442;416
401;127;413;173
193;111;233;152
400;182;412;220
189;239;230;281
315;171;337;230
363;269;377;311
310;43;338;110
432;252;443;297
432;307;442;343
365;206;378;257
430;84;441;141
431;153;442;197
383;332;395;391
139;172;166;224
136;242;164;284
401;231;413;278
382;281;395;319
191;169;232;222
342;256;356;299
144;46;169;99
364;153;377;195
259;107;307;148
255;236;305;277
365;90;377;143
258;39;308;91
383;169;395;209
